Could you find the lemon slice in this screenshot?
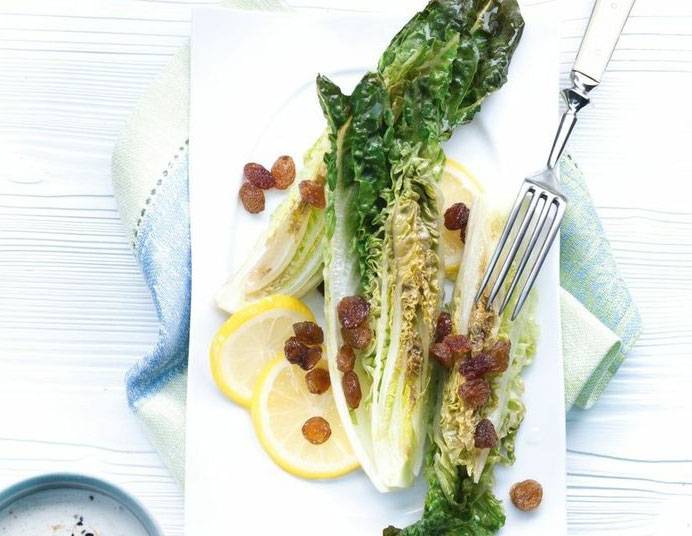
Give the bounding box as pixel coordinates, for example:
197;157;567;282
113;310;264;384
441;159;483;278
251;356;359;479
209;294;314;407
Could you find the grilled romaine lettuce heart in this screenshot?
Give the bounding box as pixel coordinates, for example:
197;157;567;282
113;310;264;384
396;195;538;535
437;195;538;485
216;134;329;312
319;0;525;492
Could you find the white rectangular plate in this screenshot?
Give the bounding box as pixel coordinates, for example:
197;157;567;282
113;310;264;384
187;3;565;534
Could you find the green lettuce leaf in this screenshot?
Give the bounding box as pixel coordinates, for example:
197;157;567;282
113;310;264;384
317;75;351;239
386;447;505;536
455;0;525;124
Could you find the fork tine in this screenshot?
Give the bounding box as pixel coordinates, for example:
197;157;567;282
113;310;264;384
474;182;532;304
498;194;552;314
511;200;566;320
487;189;541;307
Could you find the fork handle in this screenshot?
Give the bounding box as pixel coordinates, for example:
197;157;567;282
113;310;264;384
574;0;636;84
546;0;635;170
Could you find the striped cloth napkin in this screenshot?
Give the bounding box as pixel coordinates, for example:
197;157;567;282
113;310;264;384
111;3;640;484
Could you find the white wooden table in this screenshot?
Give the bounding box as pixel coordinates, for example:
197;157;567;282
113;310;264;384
1;1;691;534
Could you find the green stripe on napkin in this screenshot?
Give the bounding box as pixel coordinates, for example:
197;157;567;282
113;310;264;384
559;155;641;409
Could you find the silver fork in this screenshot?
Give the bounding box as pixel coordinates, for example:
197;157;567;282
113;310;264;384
475;0;636;320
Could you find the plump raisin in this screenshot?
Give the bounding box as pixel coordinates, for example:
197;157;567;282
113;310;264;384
444;334;471;360
302;416;331;445
435;312;453;343
239;182;265;214
305;368;330;394
293;321;324;345
510;479;543;511
300;346;322;371
337;295;370;329
459;378;490;409
459;353;493;380
336;345;356;373
299;180;326;208
341;325;372;350
444;202;470;231
430;342;453;369
342;370;362;409
284;336;308;365
474;418;498;449
243;162;275;189
487;339;511;374
271;155;296;189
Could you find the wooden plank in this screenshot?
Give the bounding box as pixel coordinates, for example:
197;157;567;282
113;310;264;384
0;2;190;530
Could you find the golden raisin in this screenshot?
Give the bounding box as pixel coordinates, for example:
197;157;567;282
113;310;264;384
305;368;330;394
510;479;543;511
341;324;372;350
443;334;471;360
299;180;326;208
293;321;324;345
474;418;498;449
239;182;265;214
300;346;322;371
302;416;331;445
337;295;370;328
271;155;296;190
336;345;356;373
487;339;511;374
243;162;275;189
284;336;307;365
459;353;493;380
459;378;490;409
435;312;453;343
444;202;469;231
342;370;362;409
430;342;453;369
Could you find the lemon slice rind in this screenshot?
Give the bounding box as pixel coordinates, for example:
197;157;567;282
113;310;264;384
209;294;314;408
251;356;359;480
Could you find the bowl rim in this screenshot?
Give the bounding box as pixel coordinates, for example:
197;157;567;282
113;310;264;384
0;472;163;536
